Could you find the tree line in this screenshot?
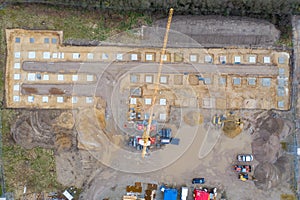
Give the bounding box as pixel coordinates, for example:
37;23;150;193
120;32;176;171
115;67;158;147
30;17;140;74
4;0;300;15
3;0;300;39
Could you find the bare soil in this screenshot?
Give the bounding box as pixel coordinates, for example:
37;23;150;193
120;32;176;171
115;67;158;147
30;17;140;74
22;87;38;95
49;87;66;95
11;107;294;199
173;75;183;85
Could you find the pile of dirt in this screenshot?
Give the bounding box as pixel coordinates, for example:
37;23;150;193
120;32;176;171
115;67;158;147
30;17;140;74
251;116;284;163
254;156;292;190
258;117;284;135
251;134;281;163
49;87;65;95
254;162;282;190
222;119;243;138
76;107;107;151
183;111;203;126
251;113;292;190
55;128;74;152
21;87;38;94
55;112;75;129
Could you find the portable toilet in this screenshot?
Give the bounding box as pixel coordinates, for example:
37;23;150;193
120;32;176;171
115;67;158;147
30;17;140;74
163;188;178;200
181;187;188;200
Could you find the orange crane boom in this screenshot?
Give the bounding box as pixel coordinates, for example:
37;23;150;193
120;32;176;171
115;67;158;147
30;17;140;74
141;8;174;158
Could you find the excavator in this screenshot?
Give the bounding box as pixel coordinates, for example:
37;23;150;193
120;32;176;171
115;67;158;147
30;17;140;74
212;111;242;126
141;8;174;158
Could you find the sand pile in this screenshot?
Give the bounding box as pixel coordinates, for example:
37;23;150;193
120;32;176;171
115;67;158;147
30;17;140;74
222;116;243;138
183;111;203;126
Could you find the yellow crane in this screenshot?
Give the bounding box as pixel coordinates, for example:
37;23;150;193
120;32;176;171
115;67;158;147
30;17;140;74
141;8;174;158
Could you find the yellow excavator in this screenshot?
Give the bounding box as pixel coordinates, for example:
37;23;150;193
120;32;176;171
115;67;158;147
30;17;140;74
212;111;242;126
141;8;174;158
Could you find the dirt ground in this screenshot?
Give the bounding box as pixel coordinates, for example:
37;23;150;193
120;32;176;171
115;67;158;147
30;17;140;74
10;107;295;199
76;109;294;200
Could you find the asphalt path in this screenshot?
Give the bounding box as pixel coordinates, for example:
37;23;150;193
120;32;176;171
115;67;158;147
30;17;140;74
23;61;278;77
291;15;300;199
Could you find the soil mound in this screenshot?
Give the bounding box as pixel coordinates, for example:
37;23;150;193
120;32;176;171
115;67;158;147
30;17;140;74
183;111;203;126
254;156;292;190
258;116;284;135
254;162;281;190
251;112;292;190
222;119;243;138
251;134;280;163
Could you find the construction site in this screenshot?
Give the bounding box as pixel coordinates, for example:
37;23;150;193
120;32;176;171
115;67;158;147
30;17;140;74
3;9;298;200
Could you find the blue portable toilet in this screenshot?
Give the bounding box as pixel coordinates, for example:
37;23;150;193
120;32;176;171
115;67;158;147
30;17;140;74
164;188;178;200
160;128;172;138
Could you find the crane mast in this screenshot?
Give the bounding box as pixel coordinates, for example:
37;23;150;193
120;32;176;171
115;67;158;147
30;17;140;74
141;8;174;158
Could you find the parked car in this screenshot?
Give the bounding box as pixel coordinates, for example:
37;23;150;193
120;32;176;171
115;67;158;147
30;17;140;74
237;154;253;162
234;165;252;173
192;178;205;184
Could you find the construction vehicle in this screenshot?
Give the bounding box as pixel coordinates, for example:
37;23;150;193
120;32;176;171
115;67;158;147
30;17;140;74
128;136;155;151
212;112;242;126
239;173;249;181
212;114;225;125
239;173;257;182
141;8;174;158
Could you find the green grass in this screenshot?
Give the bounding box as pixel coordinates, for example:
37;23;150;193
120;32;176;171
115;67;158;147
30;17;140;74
1;109;62;194
0;3;152;198
0;4;152;41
